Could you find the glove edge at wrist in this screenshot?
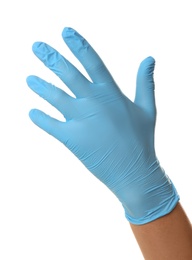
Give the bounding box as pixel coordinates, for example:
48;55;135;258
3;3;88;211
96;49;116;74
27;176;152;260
124;180;180;225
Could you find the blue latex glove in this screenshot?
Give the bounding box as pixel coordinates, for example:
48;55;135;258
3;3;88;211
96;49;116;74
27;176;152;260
27;27;179;224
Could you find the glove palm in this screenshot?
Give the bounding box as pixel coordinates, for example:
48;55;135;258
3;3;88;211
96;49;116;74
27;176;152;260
27;27;179;224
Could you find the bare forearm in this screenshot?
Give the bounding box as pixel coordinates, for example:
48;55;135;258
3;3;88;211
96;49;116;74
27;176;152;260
130;202;192;260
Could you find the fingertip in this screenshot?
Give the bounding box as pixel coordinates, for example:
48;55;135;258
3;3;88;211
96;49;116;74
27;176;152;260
32;41;42;53
29;108;38;120
26;75;35;85
62;27;86;46
32;42;49;59
29;109;47;127
146;56;155;62
26;75;42;94
26;75;30;85
141;56;155;66
62;27;75;38
62;27;90;59
139;56;156;76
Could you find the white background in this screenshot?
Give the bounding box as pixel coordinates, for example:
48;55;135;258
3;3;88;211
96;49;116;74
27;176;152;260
0;0;192;259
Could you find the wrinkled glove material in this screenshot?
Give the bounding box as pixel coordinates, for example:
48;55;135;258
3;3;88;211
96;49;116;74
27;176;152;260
27;27;179;225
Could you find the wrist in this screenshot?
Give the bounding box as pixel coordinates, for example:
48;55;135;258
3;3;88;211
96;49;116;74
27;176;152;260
120;164;180;225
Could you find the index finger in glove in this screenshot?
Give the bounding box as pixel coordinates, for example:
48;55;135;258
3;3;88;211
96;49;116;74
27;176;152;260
62;27;114;84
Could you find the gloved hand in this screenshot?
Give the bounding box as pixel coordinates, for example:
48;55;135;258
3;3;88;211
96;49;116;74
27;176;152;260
27;27;179;224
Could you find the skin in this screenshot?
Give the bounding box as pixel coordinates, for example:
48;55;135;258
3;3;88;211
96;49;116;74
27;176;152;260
130;202;192;259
